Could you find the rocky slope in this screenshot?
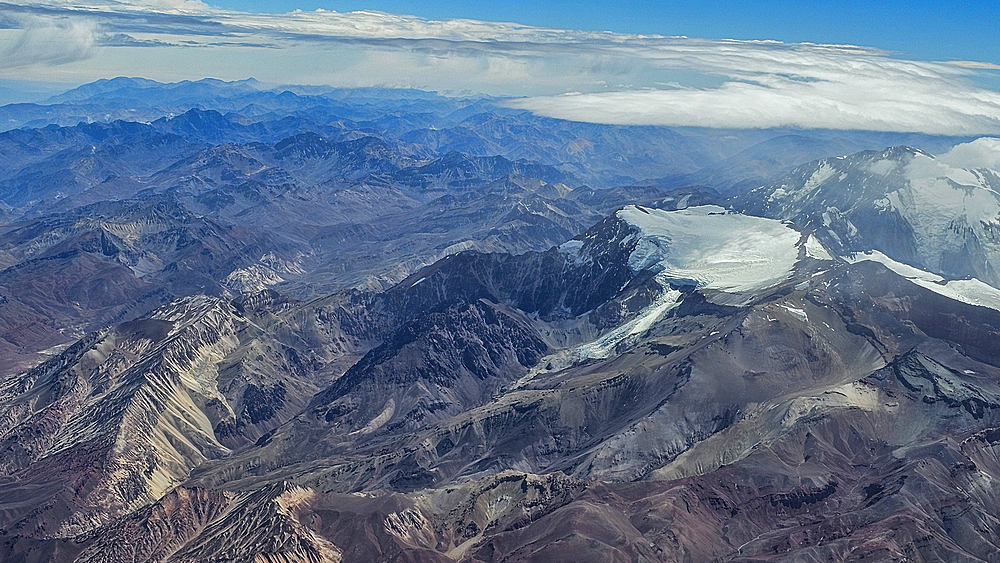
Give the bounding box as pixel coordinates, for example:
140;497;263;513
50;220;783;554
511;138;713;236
2;190;1000;560
0;294;343;538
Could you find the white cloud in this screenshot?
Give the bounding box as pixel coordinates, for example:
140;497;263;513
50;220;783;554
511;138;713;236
0;15;98;70
948;61;1000;70
509;40;1000;135
507;68;1000;135
2;0;1000;134
938;138;1000;170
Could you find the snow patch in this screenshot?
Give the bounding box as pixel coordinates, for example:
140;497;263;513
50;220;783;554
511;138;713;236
804;234;833;260
557;239;591;266
781;305;808;323
868;159;898;175
804;162;837;190
558;239;583;252
617;205;802;293
562;283;680;363
849;250;1000;312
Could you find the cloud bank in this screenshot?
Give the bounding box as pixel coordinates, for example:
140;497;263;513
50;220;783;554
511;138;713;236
1;0;1000;134
939;138;1000;170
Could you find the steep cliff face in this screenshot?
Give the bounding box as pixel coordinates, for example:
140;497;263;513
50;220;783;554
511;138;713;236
381;203;806;329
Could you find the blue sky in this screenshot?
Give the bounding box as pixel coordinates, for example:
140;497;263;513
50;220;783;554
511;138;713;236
1;0;999;133
209;0;1000;65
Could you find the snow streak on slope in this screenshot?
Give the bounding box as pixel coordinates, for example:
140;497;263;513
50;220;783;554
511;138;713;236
849;250;1000;312
520;286;683;381
618;205;803;293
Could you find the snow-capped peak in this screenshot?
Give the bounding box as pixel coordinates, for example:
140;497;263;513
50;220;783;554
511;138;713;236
742;141;1000;288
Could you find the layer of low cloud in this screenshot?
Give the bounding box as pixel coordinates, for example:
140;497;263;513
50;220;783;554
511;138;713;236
1;0;1000;134
507;68;1000;135
939;138;1000;170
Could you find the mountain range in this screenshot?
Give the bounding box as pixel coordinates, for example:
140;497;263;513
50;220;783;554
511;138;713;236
2;78;1000;562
